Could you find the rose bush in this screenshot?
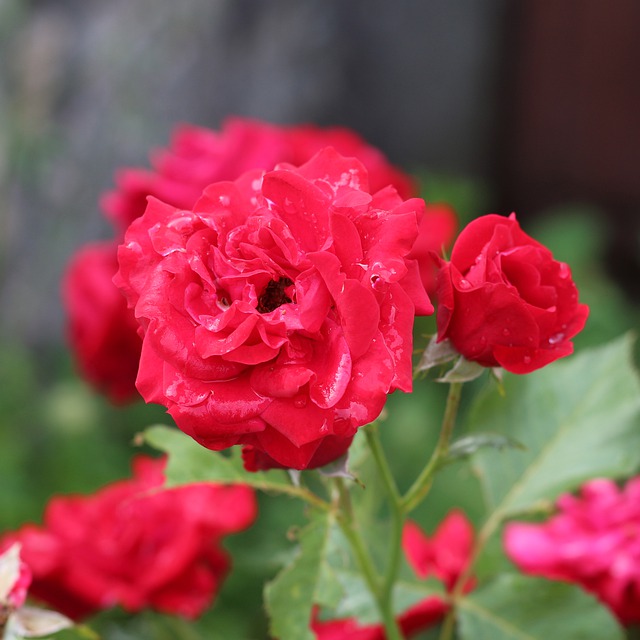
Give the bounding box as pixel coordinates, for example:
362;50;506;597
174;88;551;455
62;241;143;403
505;478;640;625
0;457;256;621
312;510;474;638
435;213;589;373
115;148;432;469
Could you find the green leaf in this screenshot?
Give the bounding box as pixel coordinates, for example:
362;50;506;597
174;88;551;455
264;512;343;640
436;356;485;383
392;576;446;618
444;433;525;464
328;568;445;625
417;336;459;372
457;574;624;640
468;334;640;517
144;425;294;494
330;569;378;624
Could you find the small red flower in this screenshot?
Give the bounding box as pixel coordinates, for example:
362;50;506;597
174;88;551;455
505;478;640;625
435;213;589;373
1;456;256;621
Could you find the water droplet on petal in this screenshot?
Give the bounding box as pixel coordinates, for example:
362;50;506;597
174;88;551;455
502;328;510;337
548;332;565;345
458;279;471;290
370;274;385;291
293;396;307;409
523;356;532;364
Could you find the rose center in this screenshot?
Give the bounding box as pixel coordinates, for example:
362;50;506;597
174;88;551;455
257;277;294;313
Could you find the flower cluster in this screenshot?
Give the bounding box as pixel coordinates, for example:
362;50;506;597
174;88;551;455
115;148;432;469
51;111;599;639
505;478;640;625
1;457;256;621
312;510;474;638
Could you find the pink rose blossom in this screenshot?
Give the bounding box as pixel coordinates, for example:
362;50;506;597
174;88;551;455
505;477;640;625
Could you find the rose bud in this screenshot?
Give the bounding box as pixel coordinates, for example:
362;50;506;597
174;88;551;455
435;213;589;374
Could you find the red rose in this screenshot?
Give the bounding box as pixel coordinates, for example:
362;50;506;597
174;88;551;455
115;148;432;469
505;478;640;625
65;119;417;404
435;213;589;373
312;510;474;639
102;118;416;235
1;456;256;621
61;241;142;403
101;119;292;234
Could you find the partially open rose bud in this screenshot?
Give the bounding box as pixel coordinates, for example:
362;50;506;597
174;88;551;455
435;213;589;374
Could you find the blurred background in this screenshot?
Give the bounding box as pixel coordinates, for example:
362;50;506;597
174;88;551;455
0;1;639;637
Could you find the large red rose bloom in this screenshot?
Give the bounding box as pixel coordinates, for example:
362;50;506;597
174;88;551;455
115;148;432;469
65;119;418;404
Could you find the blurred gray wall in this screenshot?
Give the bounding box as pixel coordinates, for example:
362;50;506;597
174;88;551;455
0;0;507;347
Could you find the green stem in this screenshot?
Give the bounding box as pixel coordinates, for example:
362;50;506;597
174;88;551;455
334;478;405;640
401;382;463;513
364;425;404;604
364;424;401;505
439;609;456;640
258;481;332;512
75;625;103;640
